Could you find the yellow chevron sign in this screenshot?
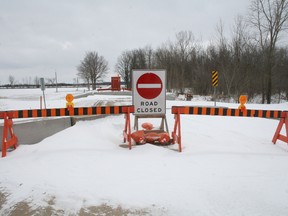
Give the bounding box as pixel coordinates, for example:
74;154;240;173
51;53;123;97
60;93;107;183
212;70;218;87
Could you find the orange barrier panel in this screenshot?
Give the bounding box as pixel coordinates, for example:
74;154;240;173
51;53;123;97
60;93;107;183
171;106;282;118
0;106;135;119
1;113;18;157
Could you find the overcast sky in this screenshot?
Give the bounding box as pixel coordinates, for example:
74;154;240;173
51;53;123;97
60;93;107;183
0;0;252;84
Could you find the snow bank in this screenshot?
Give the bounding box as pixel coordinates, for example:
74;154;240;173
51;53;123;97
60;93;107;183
1;88;288;215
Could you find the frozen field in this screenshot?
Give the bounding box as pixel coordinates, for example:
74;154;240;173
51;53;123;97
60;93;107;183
1;88;288;215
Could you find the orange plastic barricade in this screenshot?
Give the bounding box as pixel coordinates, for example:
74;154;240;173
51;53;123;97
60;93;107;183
141;122;153;130
145;132;160;143
131;131;171;145
158;132;170;144
130;120;171;147
131;130;146;144
145;132;170;144
1;112;18;157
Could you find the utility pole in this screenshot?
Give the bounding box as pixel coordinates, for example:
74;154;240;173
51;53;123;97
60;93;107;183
40;77;46;109
55;70;58;93
77;77;79;91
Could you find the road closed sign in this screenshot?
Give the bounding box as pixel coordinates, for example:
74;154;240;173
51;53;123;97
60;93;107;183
132;70;166;115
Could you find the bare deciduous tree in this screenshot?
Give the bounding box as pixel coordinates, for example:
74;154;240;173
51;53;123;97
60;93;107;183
114;23;288;101
77;51;109;90
46;78;56;85
174;31;196;91
115;51;132;89
8;75;16;86
230;16;251;98
115;47;157;89
249;0;288;103
34;76;40;86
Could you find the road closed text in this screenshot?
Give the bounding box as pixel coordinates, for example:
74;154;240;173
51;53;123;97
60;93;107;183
136;101;163;113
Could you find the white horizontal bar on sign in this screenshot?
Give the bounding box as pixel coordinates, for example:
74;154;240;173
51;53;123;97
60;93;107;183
137;84;161;88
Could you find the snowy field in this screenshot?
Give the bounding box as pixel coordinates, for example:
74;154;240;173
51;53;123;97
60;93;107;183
1;87;288;215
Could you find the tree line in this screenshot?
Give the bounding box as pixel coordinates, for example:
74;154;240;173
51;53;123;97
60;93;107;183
4;0;287;104
77;0;288;103
6;75;58;87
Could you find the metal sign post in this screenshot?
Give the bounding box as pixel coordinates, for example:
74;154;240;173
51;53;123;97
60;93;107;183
212;70;218;106
55;71;58;93
40;77;46;109
214;87;217;106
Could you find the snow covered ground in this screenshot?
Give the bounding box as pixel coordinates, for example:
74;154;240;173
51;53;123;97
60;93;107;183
1;88;288;215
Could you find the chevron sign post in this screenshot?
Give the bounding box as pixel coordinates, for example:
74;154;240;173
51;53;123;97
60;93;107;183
212;70;218;87
212;70;218;106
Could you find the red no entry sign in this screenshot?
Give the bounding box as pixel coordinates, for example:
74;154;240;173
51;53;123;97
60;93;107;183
132;70;166;115
136;73;163;99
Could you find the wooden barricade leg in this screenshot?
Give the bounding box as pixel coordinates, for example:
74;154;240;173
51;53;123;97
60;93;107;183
272;111;288;144
2;113;18;157
123;108;132;150
172;112;182;152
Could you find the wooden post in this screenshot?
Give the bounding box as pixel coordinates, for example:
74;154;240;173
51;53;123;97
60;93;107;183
272;111;288;144
172;111;182;152
123;107;132;150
